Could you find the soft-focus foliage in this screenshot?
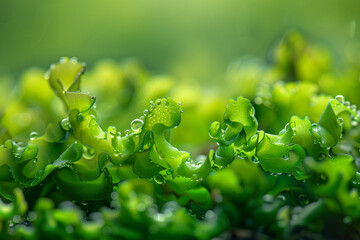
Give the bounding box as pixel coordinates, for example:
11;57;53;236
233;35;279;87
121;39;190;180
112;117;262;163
1;32;360;239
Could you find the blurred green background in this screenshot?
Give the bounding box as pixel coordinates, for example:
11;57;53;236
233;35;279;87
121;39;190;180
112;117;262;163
0;0;359;83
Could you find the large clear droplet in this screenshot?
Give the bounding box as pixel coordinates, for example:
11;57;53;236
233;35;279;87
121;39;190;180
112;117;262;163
351;120;359;127
130;119;144;132
29;132;39;140
335;95;345;103
154;174;165;184
61;118;71;131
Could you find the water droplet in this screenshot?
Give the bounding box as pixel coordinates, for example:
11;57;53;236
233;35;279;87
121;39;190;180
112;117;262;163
338;117;344;125
351;105;357;111
61;118;71;131
108;127;116;136
154;174;165;184
137;203;146;212
335;95;345;103
311;123;318;132
155;99;161;105
264;100;271;107
282;153;290;160
298;194;309;205
70;57;78;63
205;210;217;222
110;200;120;209
12;215;22;223
344;101;351;106
130;119;144;132
59;57;68;63
251;156;259;163
351;120;359;127
263;194;274;203
254;97;263;105
214;194;223;203
83;146;96;159
276;194;286;202
124;129;130;136
27;211;37;221
191;173;199;181
29;132;39;140
77;113;85;122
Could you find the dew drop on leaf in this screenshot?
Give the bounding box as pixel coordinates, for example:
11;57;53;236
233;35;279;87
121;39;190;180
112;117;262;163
154;174;165;184
77;113;85;122
254;97;263;105
276;194;286;202
311;123;318;132
338;117;344;125
251;156;259;163
130;119;144;132
12;215;22;223
191;173;199;181
262;194;274;203
282;153;290;160
335;95;345;103
61;118;71;131
29;132;39;140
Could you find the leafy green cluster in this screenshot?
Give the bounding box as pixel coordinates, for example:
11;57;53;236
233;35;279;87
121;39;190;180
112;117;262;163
1;32;360;239
225;30;360;134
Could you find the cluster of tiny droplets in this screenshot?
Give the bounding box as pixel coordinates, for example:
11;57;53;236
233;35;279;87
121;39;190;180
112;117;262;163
143;99;181;129
335;95;360;126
